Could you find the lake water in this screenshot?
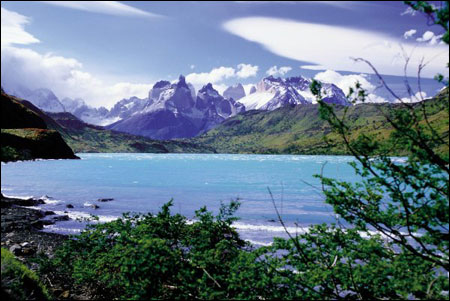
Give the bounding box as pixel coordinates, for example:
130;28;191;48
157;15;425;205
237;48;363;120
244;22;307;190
1;153;358;246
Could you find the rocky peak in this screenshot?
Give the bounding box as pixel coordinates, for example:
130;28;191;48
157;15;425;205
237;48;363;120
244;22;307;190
285;76;311;91
320;83;349;105
15;87;66;113
223;83;245;100
199;83;218;95
176;75;189;89
153;80;171;89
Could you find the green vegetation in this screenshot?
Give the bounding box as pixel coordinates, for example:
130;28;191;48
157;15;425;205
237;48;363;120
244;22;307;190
37;2;448;299
0;89;213;161
48;112;215;154
1;248;50;300
42;201;257;300
191;93;448;156
3;1;447;299
1;91;78;162
1;90;48;130
42;197;448;299
1;128;78;162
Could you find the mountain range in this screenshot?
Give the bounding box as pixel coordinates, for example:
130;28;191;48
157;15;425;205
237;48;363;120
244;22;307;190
1;88;214;162
107;76;245;139
190;89;449;156
2;82;447;159
1;89;78;162
3;74;350;140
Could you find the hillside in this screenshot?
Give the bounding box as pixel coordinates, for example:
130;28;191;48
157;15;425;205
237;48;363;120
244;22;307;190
190;91;449;156
1;91;79;162
1;91;48;130
47;112;215;154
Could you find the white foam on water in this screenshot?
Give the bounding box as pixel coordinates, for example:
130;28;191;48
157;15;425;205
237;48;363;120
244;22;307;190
39;195;63;205
245;239;273;247
44;199;62;205
1;193;35;200
97;215;119;223
43;225;82;233
233;222;309;234
54;210;93;221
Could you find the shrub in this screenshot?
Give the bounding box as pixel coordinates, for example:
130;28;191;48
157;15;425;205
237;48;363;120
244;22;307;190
1;248;50;300
48;201;273;300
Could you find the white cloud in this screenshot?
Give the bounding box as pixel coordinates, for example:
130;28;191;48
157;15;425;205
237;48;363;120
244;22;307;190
190;64;195;70
299;65;327;70
1;8;40;46
1;46;152;108
212;84;228;95
314;70;375;95
223;17;449;78
416;31;443;45
365;93;388;103
40;1;163;18
186;64;259;91
0;8;154;108
398;91;428;103
266;65;292;76
234;1;363;9
236;63;259;78
186;66;236;86
314;70;389;103
403;29;416;40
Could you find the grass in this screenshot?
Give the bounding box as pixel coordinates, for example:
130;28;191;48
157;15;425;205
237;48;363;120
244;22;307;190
1;248;50;300
190;95;448;156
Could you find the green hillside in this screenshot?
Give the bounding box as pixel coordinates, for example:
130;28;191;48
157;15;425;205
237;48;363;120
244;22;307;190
191;91;449;156
1;90;79;162
46;112;215;154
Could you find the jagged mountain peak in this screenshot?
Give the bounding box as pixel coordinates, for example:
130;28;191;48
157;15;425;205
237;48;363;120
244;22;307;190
6;86;66;113
176;75;189;89
223;83;245;100
198;83;220;98
153;80;171;89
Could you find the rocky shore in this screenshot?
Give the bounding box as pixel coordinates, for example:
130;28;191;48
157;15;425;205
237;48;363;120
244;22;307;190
1;193;91;299
1;194;68;258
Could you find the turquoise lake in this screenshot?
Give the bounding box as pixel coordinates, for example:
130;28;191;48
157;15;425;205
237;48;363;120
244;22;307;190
1;153;359;246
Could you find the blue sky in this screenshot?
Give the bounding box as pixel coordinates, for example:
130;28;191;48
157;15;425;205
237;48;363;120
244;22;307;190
1;1;448;108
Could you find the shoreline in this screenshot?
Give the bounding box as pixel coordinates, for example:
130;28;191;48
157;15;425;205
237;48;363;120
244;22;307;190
1;193;68;257
0;194;90;299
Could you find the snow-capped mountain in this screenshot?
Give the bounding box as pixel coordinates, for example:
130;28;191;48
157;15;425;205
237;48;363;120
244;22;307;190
6;87;66;113
62;95;148;126
239;76;308;110
3;73;351;139
196;83;245;132
238;75;349;110
106;96;147;120
320;83;348;105
60;97;114;126
143;76;195;114
223;83;246;101
61;97;85;113
107;76;244;140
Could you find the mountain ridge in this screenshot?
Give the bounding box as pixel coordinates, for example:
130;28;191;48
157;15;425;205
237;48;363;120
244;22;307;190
189;91;449;156
1;90;79;162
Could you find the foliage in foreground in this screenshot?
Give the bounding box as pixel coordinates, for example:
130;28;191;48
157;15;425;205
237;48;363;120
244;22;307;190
1;248;50;300
42;199;448;300
41;1;449;299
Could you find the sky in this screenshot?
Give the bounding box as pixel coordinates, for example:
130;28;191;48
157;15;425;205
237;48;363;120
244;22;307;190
1;1;448;108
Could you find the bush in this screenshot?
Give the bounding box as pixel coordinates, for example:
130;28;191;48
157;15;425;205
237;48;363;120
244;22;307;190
47;201;277;299
1;248;50;300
